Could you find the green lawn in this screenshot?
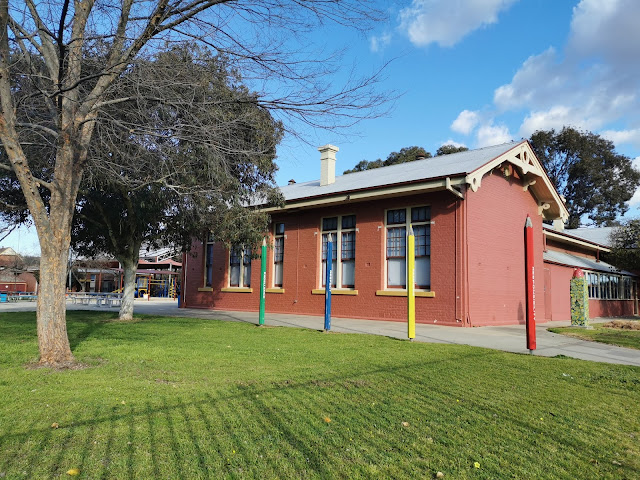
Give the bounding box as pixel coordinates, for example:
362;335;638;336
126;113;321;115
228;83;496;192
549;321;640;350
1;312;639;479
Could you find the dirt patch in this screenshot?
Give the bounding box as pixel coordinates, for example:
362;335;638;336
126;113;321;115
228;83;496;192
602;320;640;330
25;359;91;371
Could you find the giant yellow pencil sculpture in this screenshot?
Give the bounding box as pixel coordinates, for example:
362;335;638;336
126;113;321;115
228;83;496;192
407;226;415;339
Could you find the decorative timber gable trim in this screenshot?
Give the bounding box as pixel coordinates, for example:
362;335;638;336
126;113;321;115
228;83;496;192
464;141;569;222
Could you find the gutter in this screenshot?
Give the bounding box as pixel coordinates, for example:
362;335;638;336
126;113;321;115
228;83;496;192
446;177;464;199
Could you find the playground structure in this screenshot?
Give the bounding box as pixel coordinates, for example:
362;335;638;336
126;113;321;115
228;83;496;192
133;270;179;298
72;263;181;299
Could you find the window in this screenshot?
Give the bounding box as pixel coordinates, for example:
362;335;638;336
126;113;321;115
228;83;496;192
589;272;636;300
587;272;599;299
611;275;620;299
204;233;214;287
274;223;285;287
229;246;251;287
624;277;632;300
321;215;356;288
386;206;431;289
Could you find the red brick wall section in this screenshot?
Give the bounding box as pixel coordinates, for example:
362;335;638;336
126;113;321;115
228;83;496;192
465;170;546;326
183;191;463;325
547;262;571;321
546;262;634;320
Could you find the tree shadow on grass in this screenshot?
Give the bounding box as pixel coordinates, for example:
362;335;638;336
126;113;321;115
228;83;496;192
1;350;638;478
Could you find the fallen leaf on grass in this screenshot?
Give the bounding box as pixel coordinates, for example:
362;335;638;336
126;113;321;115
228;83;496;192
401;422;409;427
66;468;80;476
436;472;444;478
324;417;331;423
51;422;59;429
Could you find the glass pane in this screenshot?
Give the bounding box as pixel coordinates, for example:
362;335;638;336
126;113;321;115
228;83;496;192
415;257;430;288
275;223;285;235
322;233;338;260
243;263;251;287
342;215;356;229
342;260;355;287
230;247;240;265
230;265;240;287
411;206;430;222
274;237;284;262
206;244;214;287
387;209;406;225
387;258;406;288
341;231;355;260
322;260;337;287
322;217;338;231
386;227;406;257
274;263;283;287
413;224;430;256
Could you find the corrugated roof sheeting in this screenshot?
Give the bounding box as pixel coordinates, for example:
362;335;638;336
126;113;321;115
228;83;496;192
279;141;523;201
544;250;634;276
561;227;615;247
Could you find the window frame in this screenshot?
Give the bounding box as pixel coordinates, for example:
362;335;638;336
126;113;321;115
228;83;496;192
204;233;215;287
273;223;285;288
384;206;431;290
228;245;252;288
320;214;356;289
587;271;635;300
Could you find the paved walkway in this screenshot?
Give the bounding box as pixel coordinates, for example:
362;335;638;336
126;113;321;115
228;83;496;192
2;298;639;367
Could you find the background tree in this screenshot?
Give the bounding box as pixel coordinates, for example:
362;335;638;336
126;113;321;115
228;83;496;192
72;45;282;321
0;1;389;367
344;146;430;174
606;219;640;272
529;127;640;228
436;144;468;156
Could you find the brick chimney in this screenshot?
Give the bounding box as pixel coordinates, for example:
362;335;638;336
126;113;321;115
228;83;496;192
318;144;339;186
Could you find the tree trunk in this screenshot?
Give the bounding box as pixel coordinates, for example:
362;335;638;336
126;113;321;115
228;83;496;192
36;240;74;367
119;259;138;321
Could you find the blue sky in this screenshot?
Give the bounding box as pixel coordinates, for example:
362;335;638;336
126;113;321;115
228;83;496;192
3;0;640;255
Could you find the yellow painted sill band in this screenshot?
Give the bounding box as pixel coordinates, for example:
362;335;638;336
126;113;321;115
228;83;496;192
266;288;285;294
221;287;253;293
197;287;213;292
311;289;358;296
376;290;435;297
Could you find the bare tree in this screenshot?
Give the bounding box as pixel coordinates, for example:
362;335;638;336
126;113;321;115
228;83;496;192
0;1;389;367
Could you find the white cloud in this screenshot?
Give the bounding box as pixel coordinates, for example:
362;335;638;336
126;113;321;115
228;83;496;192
451;110;480;135
476;123;512;147
569;0;640;64
600;129;640;149
399;0;518;48
629;158;640;206
440;139;467;148
519;106;588;137
488;0;640;140
369;32;392;53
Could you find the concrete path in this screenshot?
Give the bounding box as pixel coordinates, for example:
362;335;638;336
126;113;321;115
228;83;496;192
2;298;639;367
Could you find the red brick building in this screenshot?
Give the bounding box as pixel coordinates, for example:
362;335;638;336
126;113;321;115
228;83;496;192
0;247;38;293
181;141;637;326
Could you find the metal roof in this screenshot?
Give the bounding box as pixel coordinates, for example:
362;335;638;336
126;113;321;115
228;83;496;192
543;250;634;276
560;227;615;247
278;141;523;202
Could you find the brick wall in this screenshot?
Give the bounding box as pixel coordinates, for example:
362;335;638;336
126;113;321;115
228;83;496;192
465;169;546;326
183;191;463;325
